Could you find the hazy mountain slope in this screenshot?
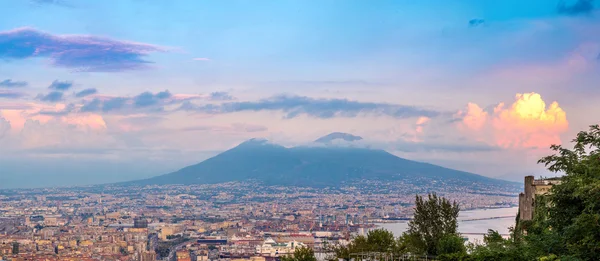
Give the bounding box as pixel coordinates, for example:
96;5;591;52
131;135;514;187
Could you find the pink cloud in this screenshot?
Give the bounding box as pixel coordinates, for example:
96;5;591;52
0;103;107;133
415;116;430;135
456;103;488;131
458;92;568;149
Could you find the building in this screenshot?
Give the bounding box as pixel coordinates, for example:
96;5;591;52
134;217;148;229
160;225;183;240
518;175;562;221
255;238;306;257
139;251;157;261
231;257;266;261
197;236;228;245
176;249;192;261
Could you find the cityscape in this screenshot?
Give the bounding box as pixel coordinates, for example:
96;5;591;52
2;0;599;260
0;180;519;261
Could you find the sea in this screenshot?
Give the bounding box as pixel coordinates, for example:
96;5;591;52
372;207;519;244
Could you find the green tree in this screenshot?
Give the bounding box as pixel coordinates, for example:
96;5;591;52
363;229;397;252
281;246;317;261
469;125;600;261
483;230;503;246
534;124;600;260
437;234;466;256
467;229;530;261
330;229;404;260
12;241;19;255
402;193;460;256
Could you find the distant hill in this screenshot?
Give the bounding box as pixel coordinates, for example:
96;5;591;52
129;133;516;188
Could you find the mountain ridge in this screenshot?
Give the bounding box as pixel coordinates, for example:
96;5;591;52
128;133;516;188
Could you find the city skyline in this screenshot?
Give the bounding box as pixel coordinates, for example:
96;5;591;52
2;0;599;187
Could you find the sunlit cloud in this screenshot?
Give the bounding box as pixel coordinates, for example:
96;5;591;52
457;103;488;131
0;102;107;134
410;116;431;142
61;113;107;130
458;92;568;149
415;116;430;134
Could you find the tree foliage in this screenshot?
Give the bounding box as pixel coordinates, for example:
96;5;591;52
467;125;600;261
402;193;460;255
467;229;528;261
12;242;19;255
331;125;600;260
483;229;503;246
281;246;317;261
531;124;600;260
331;193;463;260
331;229;405;260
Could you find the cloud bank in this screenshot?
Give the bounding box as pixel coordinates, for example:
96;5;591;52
181;95;440;119
80;91;174;113
0;79;28;88
0;28;164;72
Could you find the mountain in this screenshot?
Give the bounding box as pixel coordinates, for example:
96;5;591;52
130;133;515;188
315;132;363;143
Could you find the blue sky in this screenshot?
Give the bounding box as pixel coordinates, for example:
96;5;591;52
1;0;599;188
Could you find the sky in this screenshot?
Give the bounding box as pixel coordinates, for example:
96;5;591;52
1;0;599;188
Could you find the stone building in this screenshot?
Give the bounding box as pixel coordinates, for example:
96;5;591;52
518;175;562;221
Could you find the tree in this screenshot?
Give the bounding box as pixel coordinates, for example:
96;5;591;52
533;124;600;260
330;229;405;260
468;125;600;261
363;229;398;252
437;234;466;256
483;229;503;246
281;246;317;261
465;228;530;261
12;242;18;255
402;193;460;256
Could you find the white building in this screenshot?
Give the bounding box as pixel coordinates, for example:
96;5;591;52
255;238;306;257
